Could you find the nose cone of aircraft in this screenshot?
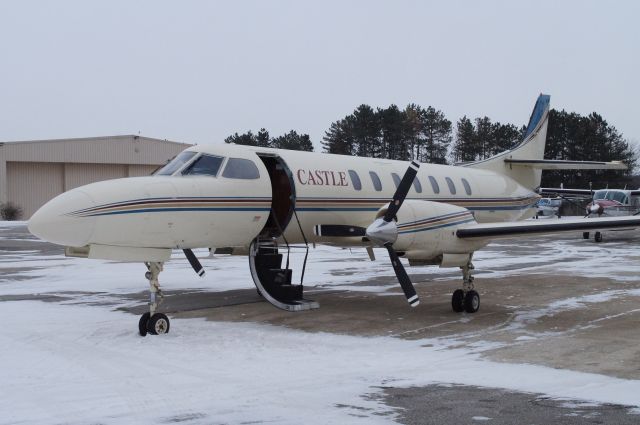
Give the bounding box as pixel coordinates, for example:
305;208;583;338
28;189;96;247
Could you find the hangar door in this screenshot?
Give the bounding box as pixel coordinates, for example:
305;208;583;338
7;162;64;220
7;162;129;219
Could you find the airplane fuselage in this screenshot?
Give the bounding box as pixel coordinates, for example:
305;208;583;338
29;143;540;258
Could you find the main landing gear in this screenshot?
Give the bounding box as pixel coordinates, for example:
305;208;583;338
451;261;480;314
139;262;170;336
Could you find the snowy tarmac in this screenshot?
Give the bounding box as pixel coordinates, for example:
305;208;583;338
2;221;640;424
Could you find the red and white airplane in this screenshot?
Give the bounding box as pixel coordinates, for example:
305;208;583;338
28;95;640;336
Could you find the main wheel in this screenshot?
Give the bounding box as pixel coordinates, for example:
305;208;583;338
595;232;603;243
138;312;150;337
464;290;480;313
452;289;465;312
582;232;590;240
147;313;170;335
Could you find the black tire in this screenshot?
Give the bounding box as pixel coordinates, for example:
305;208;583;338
147;313;170;335
595;232;603;243
138;312;150;337
582;232;590;240
452;289;465;312
464;290;480;313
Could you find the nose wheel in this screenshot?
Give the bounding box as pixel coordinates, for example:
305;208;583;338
139;262;171;336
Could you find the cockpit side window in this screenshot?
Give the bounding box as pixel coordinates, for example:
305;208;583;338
222;158;260;179
182;154;225;177
155;151;197;176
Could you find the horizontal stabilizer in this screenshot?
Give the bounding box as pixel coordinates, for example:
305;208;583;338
457;216;640;239
504;159;627;170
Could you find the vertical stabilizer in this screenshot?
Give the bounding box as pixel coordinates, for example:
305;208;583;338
464;94;551;190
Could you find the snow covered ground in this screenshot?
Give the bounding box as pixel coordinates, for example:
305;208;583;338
2;221;640;424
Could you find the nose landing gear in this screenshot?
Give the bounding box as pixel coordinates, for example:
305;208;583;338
139;261;171;336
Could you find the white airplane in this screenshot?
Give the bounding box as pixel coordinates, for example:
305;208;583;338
28;94;640;336
540;186;640;241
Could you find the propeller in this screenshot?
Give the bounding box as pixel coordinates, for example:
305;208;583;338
366;160;421;307
183;248;205;277
584;182;604;218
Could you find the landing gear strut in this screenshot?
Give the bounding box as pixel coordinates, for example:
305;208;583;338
139;262;170;336
451;260;480;314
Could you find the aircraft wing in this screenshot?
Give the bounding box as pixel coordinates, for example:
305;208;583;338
457;216;640;239
538;187;592;196
504;159;627;170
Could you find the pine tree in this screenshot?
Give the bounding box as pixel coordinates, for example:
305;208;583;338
271;130;314;151
378;105;408;160
256;128;271;147
322;119;354;155
352;105;381;158
452;116;475;163
419;106;452;164
224;131;257;146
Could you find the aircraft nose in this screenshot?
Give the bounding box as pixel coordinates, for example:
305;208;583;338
28;189;96;247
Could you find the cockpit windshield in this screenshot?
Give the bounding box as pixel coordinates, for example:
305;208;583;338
182;154;225;177
593;190;607;200
594;190;629;204
154;151;197;176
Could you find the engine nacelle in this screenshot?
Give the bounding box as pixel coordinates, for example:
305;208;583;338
381;200;486;264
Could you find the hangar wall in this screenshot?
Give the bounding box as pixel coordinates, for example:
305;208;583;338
0;135;192;219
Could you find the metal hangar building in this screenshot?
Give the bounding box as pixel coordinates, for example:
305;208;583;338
0;135;192;219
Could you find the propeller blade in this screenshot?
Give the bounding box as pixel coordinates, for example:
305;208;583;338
384;243;419;307
183;249;205;277
383;160;420;223
314;224;366;237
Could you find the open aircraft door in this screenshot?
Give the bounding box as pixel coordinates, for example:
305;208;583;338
249;153;318;312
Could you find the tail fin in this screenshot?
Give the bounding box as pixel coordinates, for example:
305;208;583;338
464;94;551;190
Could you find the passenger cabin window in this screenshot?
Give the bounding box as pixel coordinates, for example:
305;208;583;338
369;171;382;191
428;176;440;194
413;177;422;193
445;177;456;194
182;154;224;177
221;158;260;179
461;178;472;195
155;151;197;176
349;170;362;190
392;173;401;189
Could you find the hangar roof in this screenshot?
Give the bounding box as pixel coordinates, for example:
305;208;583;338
0;135;193;165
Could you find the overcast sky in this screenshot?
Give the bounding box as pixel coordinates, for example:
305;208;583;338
1;1;639;149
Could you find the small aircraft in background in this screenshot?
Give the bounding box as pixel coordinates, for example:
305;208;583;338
534;197;562;218
28;94;640;336
539;186;640;242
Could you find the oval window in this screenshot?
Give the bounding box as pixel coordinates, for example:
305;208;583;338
369;171;382;191
445;177;457;195
461;178;472;195
392;173;401;189
348;170;362;191
413;177;422;193
428;176;440;194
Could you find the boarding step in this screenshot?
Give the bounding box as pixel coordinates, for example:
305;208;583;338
249;240;318;312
